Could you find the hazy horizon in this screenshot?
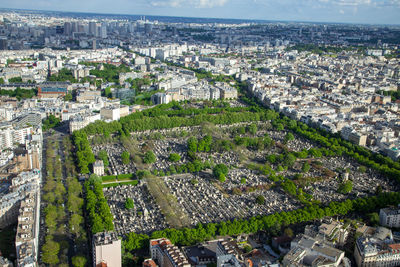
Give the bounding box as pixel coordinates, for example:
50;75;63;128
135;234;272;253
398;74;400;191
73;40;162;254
1;0;400;25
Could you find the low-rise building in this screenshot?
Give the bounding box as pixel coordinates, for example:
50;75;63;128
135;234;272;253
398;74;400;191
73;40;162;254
379;205;400;228
151;93;171;105
0;256;13;267
150;238;190;267
76;89;101;102
304;219;350;246
93;160;105;176
354;227;400;267
37;83;69;99
92;231;122;267
100;106;120;121
15;190;40;267
69;113;101;132
282;234;345;267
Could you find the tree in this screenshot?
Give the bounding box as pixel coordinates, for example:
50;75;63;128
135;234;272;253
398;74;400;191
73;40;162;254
243;245;252;253
247;124;257;135
187;137;198;153
302;162;311;173
91;213;105;234
376;185;383;195
88;174;102;184
64;93;73;101
124;232;149;251
98;150;109;167
284;132;295;143
9;77;22;83
256;195;265;205
283;153;296;168
121;151;130;165
69;214;83;235
168;153;181;162
281;179;297;196
218;173;226;183
143;151;156;164
338;180;353;194
42;114;61;131
358;166;367;173
72;255;87;267
125;198;134;210
368;212;380;226
266;154;277;164
103;87;112;98
240;178;246;184
213;164;228;179
275;123;284;131
42;238;60;265
284;227;294;238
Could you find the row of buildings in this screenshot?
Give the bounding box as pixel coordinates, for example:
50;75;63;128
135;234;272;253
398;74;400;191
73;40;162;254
91;205;400;267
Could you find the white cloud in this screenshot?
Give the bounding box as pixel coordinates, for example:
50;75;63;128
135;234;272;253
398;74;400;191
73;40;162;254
335;0;371;6
317;0;400;7
150;0;228;8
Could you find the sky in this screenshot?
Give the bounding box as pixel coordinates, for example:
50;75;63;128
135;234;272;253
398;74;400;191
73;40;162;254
1;0;400;24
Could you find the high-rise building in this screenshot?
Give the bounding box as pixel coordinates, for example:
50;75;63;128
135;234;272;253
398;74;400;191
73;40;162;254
100;24;107;39
144;23;153;34
89;21;97;36
64;22;71;36
0;37;8;50
92;39;97;50
71;22;78;33
78;24;85;33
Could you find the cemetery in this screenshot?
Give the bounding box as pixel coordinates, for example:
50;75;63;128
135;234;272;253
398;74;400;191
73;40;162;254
89;119;399;235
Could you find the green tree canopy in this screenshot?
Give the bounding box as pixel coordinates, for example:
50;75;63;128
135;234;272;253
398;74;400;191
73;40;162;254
125;198;134;210
72;255;87;267
256;195;265;205
338;180;353;194
121;151;130;165
168;153;181;162
143;151;156;164
213;164;228;179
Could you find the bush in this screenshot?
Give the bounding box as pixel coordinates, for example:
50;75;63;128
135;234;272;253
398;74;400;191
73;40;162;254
213;164;228;179
256;195;265;205
121;151;130;165
218;174;226;183
338;180;353;194
243;244;252;253
168;153;181;162
281;179;297;196
358;166;367;173
302;162;311;173
102;175;117;182
117;173;134;180
42;114;61;131
137;170;151;179
125;198;134;209
143;151;156;164
98;150;109;167
72;255;87;267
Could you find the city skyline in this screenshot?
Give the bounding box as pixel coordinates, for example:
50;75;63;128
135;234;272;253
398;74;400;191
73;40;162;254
1;0;400;25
